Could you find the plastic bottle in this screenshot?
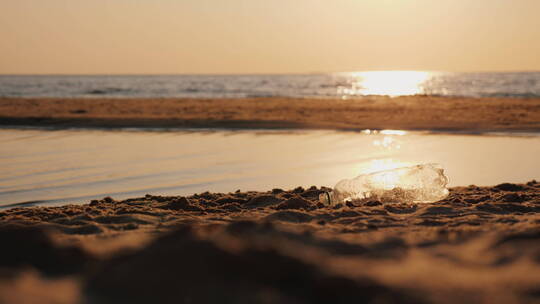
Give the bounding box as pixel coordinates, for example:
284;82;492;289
319;163;449;205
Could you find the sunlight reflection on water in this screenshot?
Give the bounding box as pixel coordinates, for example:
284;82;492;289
338;71;433;97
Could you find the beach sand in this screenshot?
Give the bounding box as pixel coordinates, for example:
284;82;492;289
1;96;540;131
1;182;540;303
1;96;540;303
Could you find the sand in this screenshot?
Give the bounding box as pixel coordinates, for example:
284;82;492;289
1;181;540;303
1;96;540;131
1;96;540;303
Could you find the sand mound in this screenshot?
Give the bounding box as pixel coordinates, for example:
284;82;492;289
1;181;540;303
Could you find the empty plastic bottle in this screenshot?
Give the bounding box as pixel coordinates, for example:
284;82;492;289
319;163;449;205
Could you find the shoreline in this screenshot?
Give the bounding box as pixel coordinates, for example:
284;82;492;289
1;96;540;132
2;124;540;138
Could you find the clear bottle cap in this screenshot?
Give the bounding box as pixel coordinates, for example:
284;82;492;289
319;191;332;206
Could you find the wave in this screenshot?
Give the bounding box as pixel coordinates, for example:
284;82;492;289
1;73;540;99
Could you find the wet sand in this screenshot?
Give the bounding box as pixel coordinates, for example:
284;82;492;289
1;96;540;131
1;181;540;303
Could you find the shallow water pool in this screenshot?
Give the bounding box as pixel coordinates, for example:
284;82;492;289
0;128;539;207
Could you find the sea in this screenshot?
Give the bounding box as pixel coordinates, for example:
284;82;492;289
1;71;540;99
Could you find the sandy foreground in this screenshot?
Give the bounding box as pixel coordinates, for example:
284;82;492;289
1;96;540;131
1;97;540;303
0;182;539;303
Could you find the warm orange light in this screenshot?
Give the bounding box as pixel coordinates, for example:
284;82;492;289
357;158;411;174
350;71;432;96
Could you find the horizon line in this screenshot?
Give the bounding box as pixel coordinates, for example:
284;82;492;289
1;69;540;77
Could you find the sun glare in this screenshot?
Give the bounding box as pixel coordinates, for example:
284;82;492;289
345;71;432;97
358;159;410;189
357;159;412;175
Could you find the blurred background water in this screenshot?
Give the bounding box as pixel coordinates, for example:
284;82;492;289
1;71;539;99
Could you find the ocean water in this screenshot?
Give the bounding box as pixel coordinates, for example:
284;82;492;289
1;71;539;99
1;128;539;208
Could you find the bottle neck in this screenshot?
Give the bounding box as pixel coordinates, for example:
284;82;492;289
324;192;332;205
319;191;333;206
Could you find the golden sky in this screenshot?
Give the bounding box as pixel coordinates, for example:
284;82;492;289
1;0;539;74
